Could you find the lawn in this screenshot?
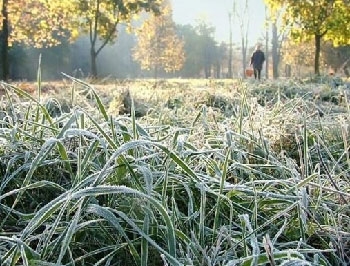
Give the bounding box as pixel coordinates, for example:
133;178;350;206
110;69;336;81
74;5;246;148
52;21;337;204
0;75;349;265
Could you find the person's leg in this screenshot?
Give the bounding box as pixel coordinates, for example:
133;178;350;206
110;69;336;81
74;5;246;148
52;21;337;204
257;69;261;80
254;68;257;79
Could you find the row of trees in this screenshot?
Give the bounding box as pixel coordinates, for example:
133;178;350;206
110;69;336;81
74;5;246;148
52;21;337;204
0;0;161;80
132;0;350;78
0;0;349;80
1;0;229;80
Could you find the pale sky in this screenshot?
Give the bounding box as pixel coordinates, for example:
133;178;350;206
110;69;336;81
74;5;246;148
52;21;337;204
171;0;267;45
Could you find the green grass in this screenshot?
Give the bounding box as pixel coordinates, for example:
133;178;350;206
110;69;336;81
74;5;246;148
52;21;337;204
0;76;349;265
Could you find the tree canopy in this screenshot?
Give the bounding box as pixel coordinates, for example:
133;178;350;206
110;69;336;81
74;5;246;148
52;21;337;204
133;0;184;77
73;0;161;77
0;0;77;79
0;0;161;79
1;0;75;47
265;0;350;75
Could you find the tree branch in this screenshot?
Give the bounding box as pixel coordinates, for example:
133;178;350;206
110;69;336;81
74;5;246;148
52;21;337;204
96;20;119;56
91;0;100;47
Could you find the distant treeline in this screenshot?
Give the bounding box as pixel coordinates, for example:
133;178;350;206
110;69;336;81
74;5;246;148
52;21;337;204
6;24;233;81
3;24;350;81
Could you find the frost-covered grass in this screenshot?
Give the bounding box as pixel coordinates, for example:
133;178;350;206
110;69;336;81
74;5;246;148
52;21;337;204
0;75;349;265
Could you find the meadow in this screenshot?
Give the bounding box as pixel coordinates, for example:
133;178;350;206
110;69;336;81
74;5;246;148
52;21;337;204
0;74;349;265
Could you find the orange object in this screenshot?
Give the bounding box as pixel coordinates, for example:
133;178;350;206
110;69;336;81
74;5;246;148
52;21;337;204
245;68;254;77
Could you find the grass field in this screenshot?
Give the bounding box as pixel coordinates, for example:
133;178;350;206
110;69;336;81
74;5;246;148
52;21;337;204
0;75;349;265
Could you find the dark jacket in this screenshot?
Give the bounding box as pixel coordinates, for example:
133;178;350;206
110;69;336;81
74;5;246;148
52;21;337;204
250;49;265;70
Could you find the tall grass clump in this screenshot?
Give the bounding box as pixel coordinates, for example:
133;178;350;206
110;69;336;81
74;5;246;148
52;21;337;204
0;76;349;266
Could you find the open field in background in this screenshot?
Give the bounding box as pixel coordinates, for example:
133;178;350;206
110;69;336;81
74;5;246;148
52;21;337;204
0;76;350;265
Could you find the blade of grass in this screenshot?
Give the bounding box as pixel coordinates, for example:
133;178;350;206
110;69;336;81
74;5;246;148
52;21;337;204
213;148;231;234
56;199;83;265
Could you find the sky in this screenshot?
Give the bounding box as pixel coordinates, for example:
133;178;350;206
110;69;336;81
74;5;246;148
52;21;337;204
171;0;267;45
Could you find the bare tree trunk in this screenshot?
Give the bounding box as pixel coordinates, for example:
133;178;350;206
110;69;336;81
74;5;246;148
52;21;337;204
314;34;321;75
242;38;247;78
236;0;249;78
216;61;221;78
205;63;211;78
285;64;291;77
265;7;269;79
271;22;280;79
89;0;100;78
0;0;9;80
228;12;233;78
90;47;98;78
88;0;117;78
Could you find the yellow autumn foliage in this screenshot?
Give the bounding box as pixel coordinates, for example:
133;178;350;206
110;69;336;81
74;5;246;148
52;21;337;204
133;0;185;74
0;0;77;48
264;0;350;46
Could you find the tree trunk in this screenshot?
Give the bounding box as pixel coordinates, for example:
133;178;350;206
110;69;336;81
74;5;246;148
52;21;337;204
87;0;117;80
240;0;249;79
0;0;9;80
314;34;321;75
264;7;269;79
205;64;211;78
285;64;291;77
89;0;99;79
216;61;221;78
228;13;233;79
272;22;279;79
90;47;97;78
265;23;269;79
241;37;247;78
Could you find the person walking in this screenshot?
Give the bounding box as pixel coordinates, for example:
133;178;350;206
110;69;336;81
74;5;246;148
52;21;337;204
250;44;265;80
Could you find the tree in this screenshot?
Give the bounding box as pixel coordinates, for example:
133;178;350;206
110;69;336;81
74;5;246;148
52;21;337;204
266;6;288;79
0;0;75;80
265;6;269;79
75;0;160;78
133;0;184;78
195;18;217;78
0;0;9;80
215;42;227;78
265;0;350;75
227;12;233;78
233;0;250;78
282;40;316;76
175;24;203;77
175;22;219;78
271;22;281;78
